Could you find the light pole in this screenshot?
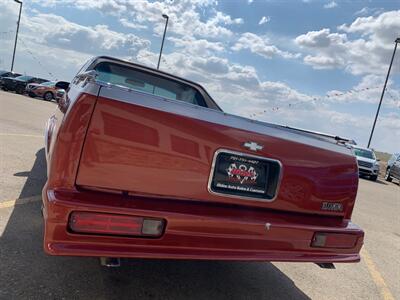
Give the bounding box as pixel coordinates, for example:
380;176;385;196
367;37;400;148
11;0;22;72
157;14;169;70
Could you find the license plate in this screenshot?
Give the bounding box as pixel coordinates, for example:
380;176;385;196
208;150;281;201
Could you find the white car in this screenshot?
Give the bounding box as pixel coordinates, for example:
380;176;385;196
352;146;380;181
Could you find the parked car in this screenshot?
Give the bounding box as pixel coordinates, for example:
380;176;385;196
43;56;364;268
25;82;40;93
0;70;22;79
2;75;49;94
26;80;70;101
351;146;380;181
385;153;400;182
0;70;21;89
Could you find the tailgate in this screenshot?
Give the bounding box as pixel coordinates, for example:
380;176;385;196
76;87;358;217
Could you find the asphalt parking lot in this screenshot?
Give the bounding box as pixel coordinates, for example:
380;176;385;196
0;90;399;300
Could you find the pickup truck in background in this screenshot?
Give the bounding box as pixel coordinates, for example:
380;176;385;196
43;56;364;268
352;146;380;181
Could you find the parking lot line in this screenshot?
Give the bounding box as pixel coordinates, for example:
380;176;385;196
362;249;395;300
0;133;43;138
0;196;41;209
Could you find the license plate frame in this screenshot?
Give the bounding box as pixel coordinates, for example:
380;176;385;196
207;149;282;202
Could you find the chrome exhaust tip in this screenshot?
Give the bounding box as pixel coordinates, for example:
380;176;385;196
100;257;121;268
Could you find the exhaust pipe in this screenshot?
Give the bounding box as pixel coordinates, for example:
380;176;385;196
100;257;121;268
316;263;335;269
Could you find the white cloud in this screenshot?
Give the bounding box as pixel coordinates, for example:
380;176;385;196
338;10;400;45
354;7;384;16
323;1;337;9
303;55;344;69
167;36;224;56
0;1;150;80
258;16;270;25
379;113;400;130
47;0;240;40
191;56;230;75
209;11;243;25
24;13;150;56
324;74;400;108
295;28;347;48
295;10;400;75
60;0;127;15
119;18;147;30
233;32;301;59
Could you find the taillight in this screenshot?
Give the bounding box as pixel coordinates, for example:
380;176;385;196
311;232;358;249
69;212;164;237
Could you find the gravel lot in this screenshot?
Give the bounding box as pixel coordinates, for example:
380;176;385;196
0;90;399;300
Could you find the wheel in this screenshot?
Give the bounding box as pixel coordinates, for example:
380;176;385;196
16;86;24;94
370;175;377;181
43;92;54;101
384;168;392;182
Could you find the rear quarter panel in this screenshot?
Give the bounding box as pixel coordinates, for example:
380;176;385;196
46;82;99;190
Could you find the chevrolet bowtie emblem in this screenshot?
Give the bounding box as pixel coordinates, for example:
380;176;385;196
243;141;263;152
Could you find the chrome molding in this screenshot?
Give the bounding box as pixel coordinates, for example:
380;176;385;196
207;149;283;203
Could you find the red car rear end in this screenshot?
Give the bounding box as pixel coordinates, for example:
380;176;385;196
43;56;363;264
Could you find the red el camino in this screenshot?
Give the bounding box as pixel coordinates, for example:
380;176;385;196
43;56;364;268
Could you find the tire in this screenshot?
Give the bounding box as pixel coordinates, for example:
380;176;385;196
384;168;392;182
370;175;377;181
16;86;24;94
43;92;53;101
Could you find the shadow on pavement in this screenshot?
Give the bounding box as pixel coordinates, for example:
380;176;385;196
0;148;310;300
374;179;388;185
359;176;388;185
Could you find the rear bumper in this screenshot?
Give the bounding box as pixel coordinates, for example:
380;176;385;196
42;186;364;262
358;167;379;176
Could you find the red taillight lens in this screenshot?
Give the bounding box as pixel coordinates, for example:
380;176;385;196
69;212;164;237
311;232;358;249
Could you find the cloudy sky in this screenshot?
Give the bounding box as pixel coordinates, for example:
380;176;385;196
0;0;399;153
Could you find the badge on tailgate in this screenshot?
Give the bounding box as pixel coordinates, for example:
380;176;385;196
208;149;282;201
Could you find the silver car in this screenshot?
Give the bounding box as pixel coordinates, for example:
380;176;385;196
385;153;400;182
352;146;380;181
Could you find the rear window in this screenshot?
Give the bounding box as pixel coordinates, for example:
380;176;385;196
35;78;49;84
94;62;207;107
15;75;33;81
55;81;70;90
41;81;56;86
